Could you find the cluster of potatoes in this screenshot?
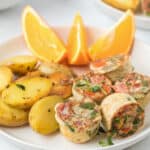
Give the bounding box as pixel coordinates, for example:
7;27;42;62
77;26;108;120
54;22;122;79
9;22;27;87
0;55;74;135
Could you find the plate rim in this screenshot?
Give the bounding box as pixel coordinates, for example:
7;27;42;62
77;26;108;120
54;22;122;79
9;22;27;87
1;127;150;150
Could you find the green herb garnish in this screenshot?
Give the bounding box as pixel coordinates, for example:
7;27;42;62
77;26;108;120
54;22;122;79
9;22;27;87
16;84;26;91
111;129;117;136
99;136;114;147
76;79;88;87
86;130;93;137
90;85;100;92
114;117;120;123
107;136;114;145
133;118;140;125
124;115;129;123
80;102;95;110
65;123;75;132
128;130;135;135
90;110;97;119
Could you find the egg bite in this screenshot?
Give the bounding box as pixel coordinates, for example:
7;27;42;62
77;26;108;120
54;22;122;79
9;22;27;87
101;93;144;137
55;97;101;143
90;54;133;82
113;72;150;108
72;72;112;103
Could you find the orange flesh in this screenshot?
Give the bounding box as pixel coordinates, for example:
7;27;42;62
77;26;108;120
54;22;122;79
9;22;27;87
89;10;135;61
23;6;67;63
67;13;90;65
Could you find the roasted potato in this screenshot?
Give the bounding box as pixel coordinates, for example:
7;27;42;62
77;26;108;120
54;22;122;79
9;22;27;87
0;66;13;92
38;62;73;77
29;96;63;135
2;55;37;75
17;71;42;81
2;76;52;109
0;99;28;127
49;72;72;98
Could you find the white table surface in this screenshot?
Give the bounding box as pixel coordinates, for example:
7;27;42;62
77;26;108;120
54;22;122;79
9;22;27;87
0;0;150;150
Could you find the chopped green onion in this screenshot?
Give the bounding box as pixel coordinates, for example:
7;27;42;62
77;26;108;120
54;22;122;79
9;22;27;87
16;84;26;91
99;136;114;147
114;117;120;123
65;123;75;132
99;140;108;147
124;115;128;123
133;118;140;125
111;129;117;136
86;130;92;137
90;85;100;92
80;102;95;110
107;136;114;145
90;110;97;119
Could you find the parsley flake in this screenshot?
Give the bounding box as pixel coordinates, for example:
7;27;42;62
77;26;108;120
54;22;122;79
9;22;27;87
80;102;95;110
99;136;114;147
16;84;26;91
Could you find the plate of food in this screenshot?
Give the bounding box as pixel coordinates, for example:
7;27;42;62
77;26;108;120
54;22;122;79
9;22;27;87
97;0;150;30
0;6;150;150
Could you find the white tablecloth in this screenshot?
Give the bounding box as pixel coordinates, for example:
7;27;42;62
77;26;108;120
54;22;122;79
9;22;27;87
0;0;150;149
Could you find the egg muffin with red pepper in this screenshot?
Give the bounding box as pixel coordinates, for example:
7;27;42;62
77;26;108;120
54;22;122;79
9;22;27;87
55;97;101;143
72;72;113;103
113;72;150;108
90;54;133;82
101;93;144;137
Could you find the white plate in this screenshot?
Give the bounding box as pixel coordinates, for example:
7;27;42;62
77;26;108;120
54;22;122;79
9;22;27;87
0;27;150;150
0;0;21;10
97;0;150;30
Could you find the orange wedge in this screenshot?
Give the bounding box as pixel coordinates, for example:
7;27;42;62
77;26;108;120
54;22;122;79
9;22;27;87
22;6;67;63
89;10;135;61
102;0;140;11
67;13;89;65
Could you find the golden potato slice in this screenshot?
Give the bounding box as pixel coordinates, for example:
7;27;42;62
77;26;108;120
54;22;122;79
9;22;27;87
0;100;28;127
2;76;52;109
38;62;73;77
0;66;13;92
17;71;42;81
2;55;37;75
29;96;63;135
49;72;72;98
